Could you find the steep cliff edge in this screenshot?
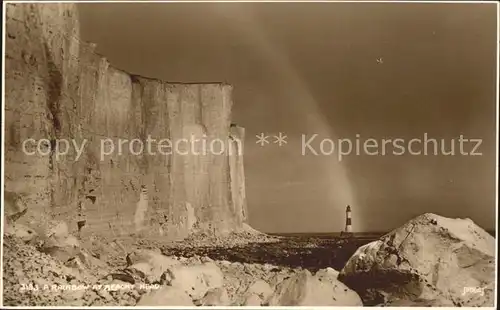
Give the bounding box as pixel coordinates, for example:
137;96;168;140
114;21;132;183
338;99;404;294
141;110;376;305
4;3;248;240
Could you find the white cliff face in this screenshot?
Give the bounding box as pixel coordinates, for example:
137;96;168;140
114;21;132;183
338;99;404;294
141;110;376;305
134;187;148;233
185;202;197;232
339;213;496;306
4;3;249;239
229;126;248;224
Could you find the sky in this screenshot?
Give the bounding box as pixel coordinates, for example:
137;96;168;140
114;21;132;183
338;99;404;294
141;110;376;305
77;2;497;233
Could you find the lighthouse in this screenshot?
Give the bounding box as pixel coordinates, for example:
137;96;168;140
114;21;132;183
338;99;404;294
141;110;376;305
341;205;353;237
345;205;352;233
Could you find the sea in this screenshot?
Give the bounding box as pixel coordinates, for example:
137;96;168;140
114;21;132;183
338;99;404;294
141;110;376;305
269;230;496;240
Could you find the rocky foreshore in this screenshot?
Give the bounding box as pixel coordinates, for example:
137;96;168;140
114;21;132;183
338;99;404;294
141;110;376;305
2;214;496;307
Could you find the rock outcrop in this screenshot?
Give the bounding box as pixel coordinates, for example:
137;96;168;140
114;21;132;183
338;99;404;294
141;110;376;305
339;213;495;307
4;3;248;239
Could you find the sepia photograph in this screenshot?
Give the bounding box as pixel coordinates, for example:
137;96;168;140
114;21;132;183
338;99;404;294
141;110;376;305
1;0;498;307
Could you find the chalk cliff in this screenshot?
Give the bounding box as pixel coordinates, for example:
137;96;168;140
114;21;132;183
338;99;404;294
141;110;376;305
4;3;248;239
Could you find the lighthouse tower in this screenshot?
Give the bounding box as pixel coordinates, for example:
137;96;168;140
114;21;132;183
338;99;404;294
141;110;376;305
340;205;353;237
345;205;352;233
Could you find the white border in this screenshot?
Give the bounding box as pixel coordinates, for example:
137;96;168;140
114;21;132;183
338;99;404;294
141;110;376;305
495;0;499;307
1;0;7;307
1;1;498;309
2;0;500;3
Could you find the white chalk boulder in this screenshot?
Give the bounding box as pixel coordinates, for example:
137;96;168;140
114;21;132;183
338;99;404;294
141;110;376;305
137;286;194;306
125;250;179;283
4;223;38;244
339;213;495;307
163;262;224;300
243;293;263;306
236;279;274;306
199;287;230;306
39;221;82;262
245;279;274;301
268;269;363;306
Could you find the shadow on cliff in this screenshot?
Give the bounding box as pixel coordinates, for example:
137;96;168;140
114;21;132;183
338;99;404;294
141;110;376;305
162;236;377;272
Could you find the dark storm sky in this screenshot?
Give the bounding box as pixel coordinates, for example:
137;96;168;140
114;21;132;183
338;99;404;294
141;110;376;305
77;2;497;232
